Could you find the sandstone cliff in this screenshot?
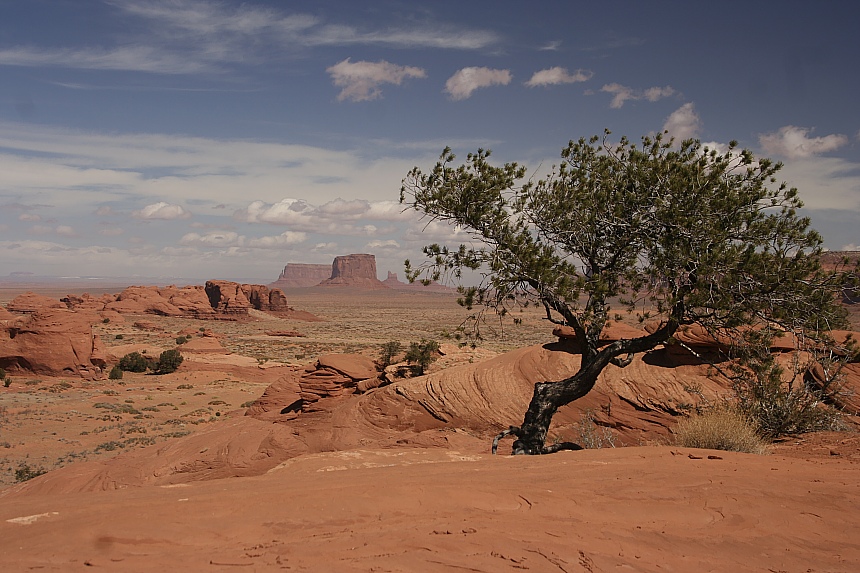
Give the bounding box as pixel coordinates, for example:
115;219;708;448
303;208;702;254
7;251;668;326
382;271;454;293
318;254;388;289
270;263;332;289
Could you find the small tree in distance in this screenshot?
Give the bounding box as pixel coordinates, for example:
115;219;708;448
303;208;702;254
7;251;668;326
400;131;852;455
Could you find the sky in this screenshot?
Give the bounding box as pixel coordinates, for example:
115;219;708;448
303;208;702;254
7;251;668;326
1;0;859;283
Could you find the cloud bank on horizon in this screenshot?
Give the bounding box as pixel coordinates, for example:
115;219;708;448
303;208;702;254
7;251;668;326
0;0;858;282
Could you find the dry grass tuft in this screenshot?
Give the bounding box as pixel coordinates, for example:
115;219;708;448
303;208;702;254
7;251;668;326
672;409;769;455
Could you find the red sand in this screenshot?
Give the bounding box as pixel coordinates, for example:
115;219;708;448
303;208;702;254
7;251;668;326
2;445;859;572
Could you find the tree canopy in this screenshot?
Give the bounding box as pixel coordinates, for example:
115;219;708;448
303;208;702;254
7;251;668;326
400;131;850;455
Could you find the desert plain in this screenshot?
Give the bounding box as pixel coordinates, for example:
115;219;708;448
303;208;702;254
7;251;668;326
1;282;859;572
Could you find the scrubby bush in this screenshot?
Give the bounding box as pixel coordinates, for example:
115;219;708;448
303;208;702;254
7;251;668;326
118;352;148;373
108;365;123;380
15;463;47;482
175;336;189;345
115;334;124;340
672;409;769;454
378;341;402;368
155;349;183;374
404;339;440;376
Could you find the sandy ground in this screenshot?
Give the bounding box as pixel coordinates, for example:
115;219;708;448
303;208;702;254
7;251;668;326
1;286;860;571
1;446;859;572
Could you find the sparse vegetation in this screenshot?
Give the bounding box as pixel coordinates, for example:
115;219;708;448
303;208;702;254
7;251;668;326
118;352;148;373
378;341;402;368
15;463;47;482
155;349;183;374
108;365;123;380
404;339;440;375
672;409;769;454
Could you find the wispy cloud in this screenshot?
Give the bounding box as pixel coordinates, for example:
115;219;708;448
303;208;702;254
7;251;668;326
0;1;499;76
327;59;426;102
445;67;512;100
525;67;592;88
600;83;675;108
759;126;849;159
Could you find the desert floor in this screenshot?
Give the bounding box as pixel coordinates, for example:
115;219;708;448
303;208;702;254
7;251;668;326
1;286;859;572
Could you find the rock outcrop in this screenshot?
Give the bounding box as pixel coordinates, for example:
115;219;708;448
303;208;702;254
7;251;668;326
270;263;332;289
0;308;106;378
6;292;66;313
318;254;388;289
296;354;379;412
105;285;216;317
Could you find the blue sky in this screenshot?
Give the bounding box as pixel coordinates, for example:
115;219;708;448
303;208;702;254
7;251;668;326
1;0;858;282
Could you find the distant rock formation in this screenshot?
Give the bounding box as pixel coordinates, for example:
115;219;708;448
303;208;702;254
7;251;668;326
382;271;454;293
270;263;332;289
318;254;388;289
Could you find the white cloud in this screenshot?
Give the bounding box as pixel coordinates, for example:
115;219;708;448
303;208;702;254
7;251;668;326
55;225;78;238
366;239;400;250
18;213;41;222
759;126;849;159
0;121;423;211
236;198;418;232
445;67;512;100
99;227;124;237
327;58;426;102
133;202;192;220
180;231;240;247
245;231;307;248
842;243;859;251
0;46;215;74
601;83;675;108
662;103;701;141
775;156;860;211
525;67;593;88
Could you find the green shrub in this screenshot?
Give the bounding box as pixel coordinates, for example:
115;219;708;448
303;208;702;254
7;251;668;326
404;339;440;376
156;349;183;374
15;463;47;482
732;353;842;438
118;352;148;373
115;334;124;340
379;341;402;368
108;365;123;380
672;409;769;454
175;336;188;345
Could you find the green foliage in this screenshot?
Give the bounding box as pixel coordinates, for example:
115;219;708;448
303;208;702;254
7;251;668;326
118;352;148;373
404;339;440;375
15;463;47;482
379;341;402;368
730;345;842;438
115;334;124;340
102;317;110;324
155;349;183;374
401;131;852;453
175;335;189;345
672;409;769;454
108;365;123;380
0;368;9;388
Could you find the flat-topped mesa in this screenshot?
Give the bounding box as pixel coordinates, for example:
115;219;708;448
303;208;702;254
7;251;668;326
270;263;332;289
318;254;389;289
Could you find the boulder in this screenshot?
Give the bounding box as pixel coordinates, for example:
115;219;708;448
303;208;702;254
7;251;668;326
297;354;380;412
0;308;105;378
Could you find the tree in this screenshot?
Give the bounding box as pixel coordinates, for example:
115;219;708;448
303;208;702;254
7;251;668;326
156;349;183;374
404;339;441;375
118;351;148;373
400;131;851;455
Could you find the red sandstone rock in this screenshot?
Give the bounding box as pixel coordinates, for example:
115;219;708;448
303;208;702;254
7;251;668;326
318;254;389;289
0;306;16;320
6;292;66;313
205;280;252;316
270;263;332;288
265;330;305;337
245;372;303;420
0;308;105;378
